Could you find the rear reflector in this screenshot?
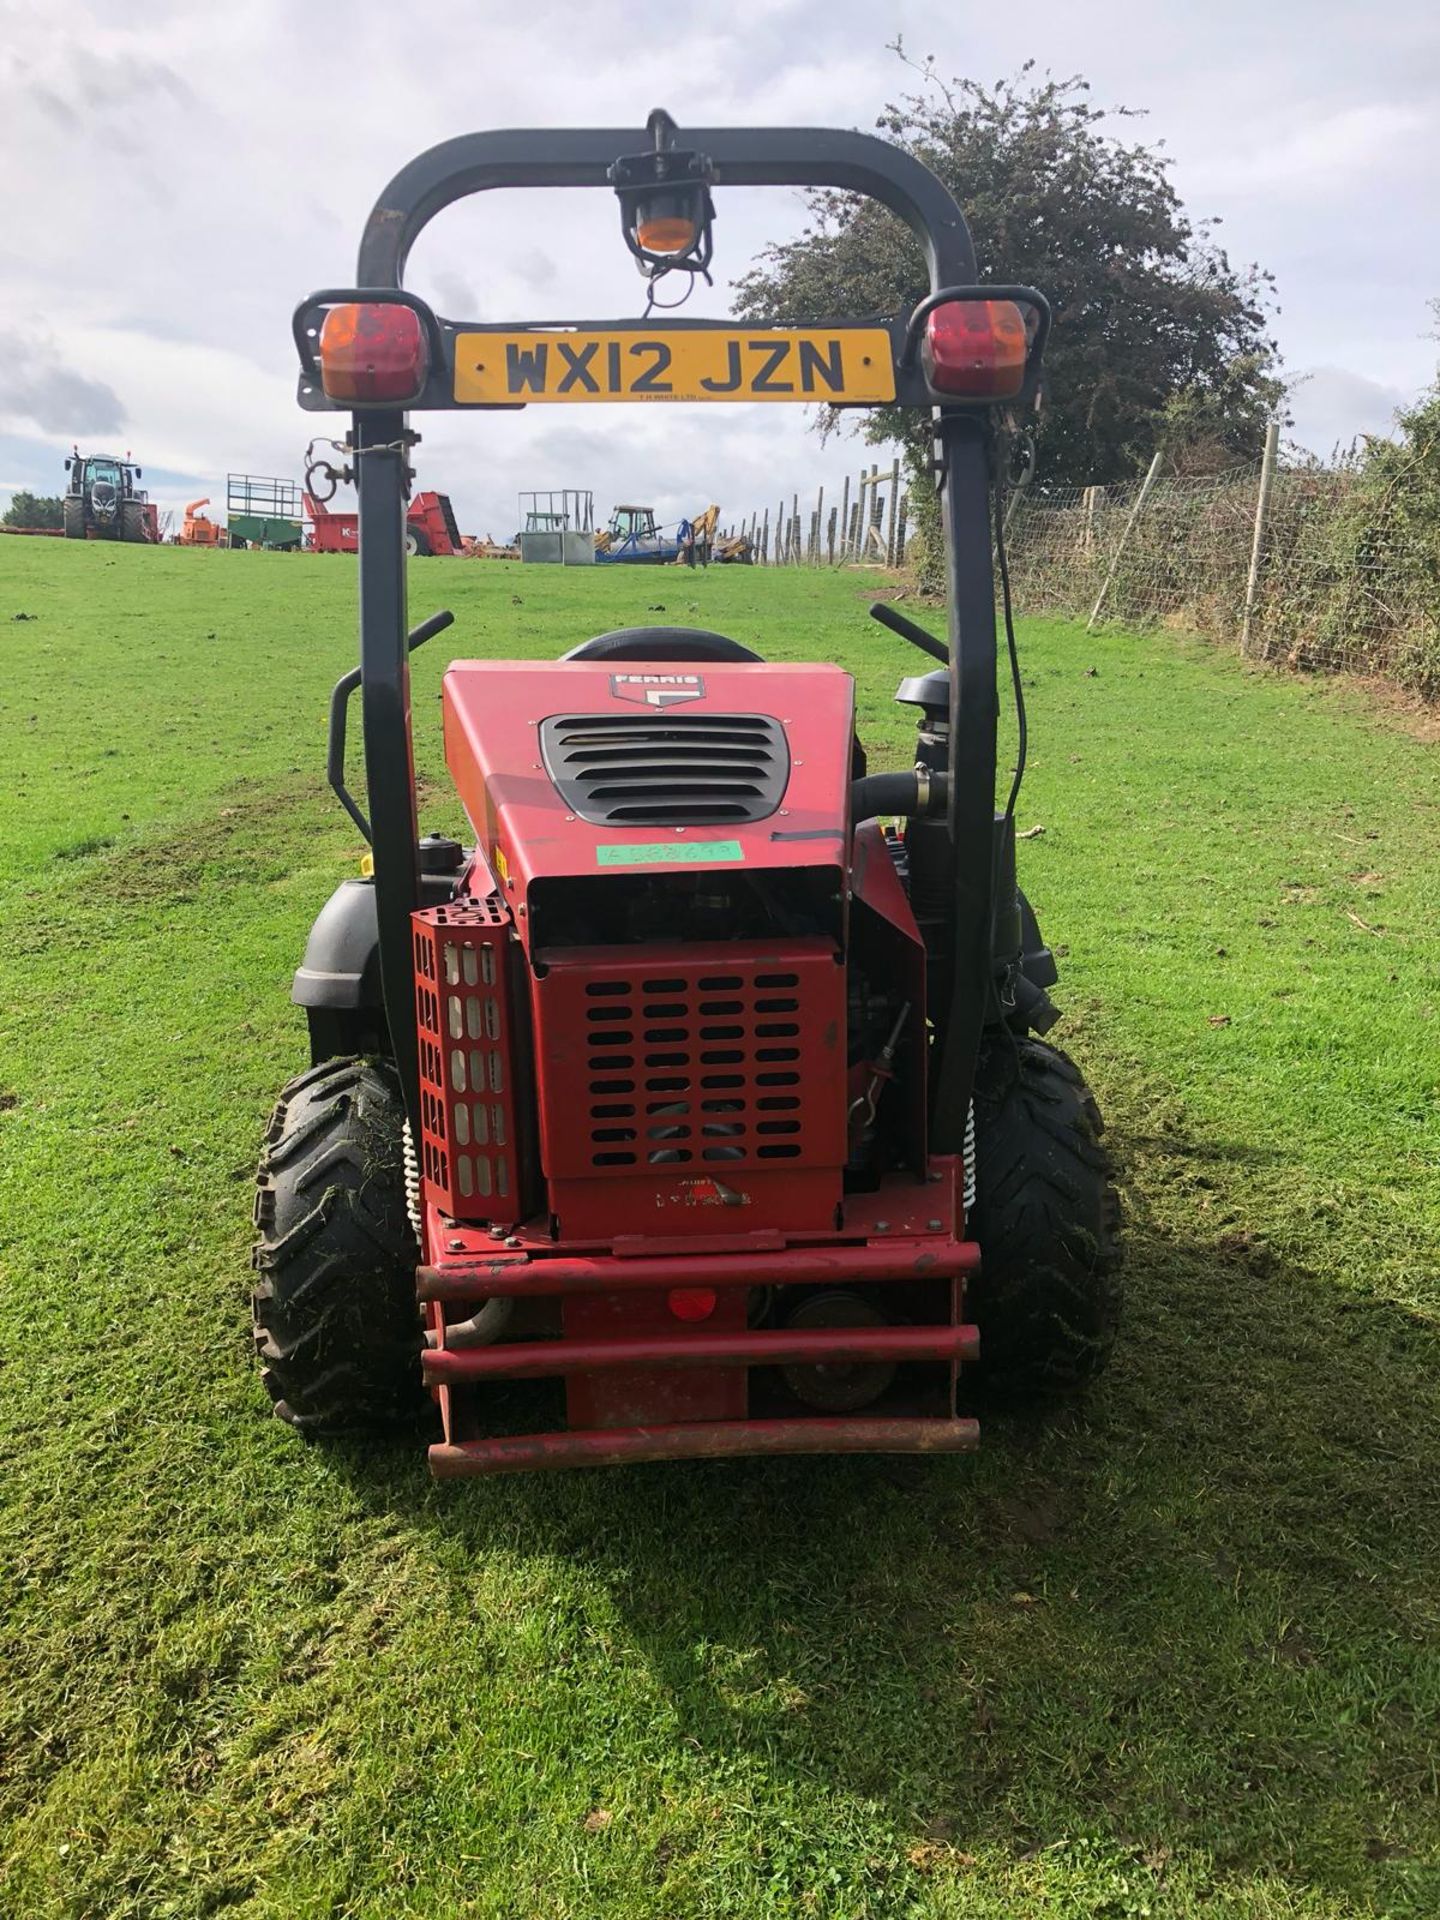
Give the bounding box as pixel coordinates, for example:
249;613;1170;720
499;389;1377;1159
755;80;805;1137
319;303;429;403
668;1287;718;1322
922;299;1028;400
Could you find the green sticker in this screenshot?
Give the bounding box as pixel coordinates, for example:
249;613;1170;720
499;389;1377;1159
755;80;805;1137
596;839;744;867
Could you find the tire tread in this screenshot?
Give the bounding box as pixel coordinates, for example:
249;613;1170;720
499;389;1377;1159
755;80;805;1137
250;1056;424;1435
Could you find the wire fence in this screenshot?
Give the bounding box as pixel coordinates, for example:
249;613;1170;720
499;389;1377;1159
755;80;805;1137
738;440;1438;698
1004;450;1440;697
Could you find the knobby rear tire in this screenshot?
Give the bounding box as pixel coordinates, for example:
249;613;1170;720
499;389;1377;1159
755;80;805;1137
251;1055;425;1435
965;1037;1123;1400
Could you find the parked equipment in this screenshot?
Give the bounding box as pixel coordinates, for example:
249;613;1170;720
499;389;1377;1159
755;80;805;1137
227;474;305;550
63;449;157;542
462;533;521;559
305;443;461;554
595;503;751;566
517;489;596;564
259;111;1119;1477
688;504;754;565
178;498;225;548
594;503;688;564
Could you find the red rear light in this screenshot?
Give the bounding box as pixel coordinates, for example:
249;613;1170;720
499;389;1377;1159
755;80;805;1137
668;1287;718;1323
319;303;429;403
922;300;1028;400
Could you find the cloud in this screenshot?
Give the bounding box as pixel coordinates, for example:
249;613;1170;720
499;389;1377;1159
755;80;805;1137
1287;365;1410;458
1191;102;1432;199
0;333;126;437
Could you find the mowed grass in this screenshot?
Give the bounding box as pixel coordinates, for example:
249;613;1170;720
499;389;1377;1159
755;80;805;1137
1;539;1438;1919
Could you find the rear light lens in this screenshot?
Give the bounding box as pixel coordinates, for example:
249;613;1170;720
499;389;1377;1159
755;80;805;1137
668;1287;718;1323
319;303;429;403
922;300;1029;400
637;213;698;255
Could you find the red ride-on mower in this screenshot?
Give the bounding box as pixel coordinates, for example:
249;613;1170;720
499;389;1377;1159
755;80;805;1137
254;112;1121;1475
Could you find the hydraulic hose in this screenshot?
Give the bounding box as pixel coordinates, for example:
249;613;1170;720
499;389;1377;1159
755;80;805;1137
850;768;949;825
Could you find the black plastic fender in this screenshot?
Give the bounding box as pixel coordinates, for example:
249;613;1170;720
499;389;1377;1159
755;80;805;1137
292;870;458;1061
292;878;386;1011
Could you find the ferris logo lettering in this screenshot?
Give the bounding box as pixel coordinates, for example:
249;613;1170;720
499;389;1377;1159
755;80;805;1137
610;672;706;708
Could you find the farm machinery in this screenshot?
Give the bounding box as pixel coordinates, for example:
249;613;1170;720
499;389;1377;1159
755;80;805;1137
517;489;596;564
594;502;751;565
305;441;461;554
595;503;687;563
688;504;754;564
226;474;305;550
256;111;1120;1475
178;499;225;548
63;448;157;542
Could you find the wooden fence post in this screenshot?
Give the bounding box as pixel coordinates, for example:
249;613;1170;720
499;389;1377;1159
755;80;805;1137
895;492;908;563
1079;485;1099;555
827;506;837;565
885;456;900;565
839;474;850;560
1087;450;1163;630
1240;421;1281;657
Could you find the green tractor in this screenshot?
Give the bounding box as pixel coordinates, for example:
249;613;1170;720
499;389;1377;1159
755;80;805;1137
63;449;157;543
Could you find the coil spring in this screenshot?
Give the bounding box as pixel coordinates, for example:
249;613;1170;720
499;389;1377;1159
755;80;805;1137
402;1118;422;1243
963;1099;977;1215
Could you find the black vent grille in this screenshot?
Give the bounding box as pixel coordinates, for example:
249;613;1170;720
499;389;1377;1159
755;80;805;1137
540;713;789;826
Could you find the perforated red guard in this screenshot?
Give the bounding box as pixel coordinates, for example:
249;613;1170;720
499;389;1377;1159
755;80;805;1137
412;896;521;1226
530;937;847;1238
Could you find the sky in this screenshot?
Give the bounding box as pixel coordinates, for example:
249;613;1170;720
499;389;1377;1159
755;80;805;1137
1;0;1436;541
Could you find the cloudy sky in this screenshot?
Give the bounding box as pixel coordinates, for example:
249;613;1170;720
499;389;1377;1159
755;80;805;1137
1;0;1435;539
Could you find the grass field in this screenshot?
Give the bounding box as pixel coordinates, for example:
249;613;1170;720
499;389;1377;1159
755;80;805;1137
2;540;1438;1919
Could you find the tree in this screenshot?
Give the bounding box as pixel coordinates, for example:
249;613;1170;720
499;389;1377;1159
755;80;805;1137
1;491;64;530
735;51;1285;569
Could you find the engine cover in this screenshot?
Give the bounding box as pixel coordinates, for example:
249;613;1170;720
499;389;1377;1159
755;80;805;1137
440;659;854;920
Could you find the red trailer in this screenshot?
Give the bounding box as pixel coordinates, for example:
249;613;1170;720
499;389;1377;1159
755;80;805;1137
305;488;461;556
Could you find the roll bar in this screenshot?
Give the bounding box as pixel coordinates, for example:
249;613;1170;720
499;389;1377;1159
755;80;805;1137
353;125;977;292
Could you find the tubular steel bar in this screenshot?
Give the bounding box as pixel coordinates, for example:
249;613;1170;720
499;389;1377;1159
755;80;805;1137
355;127;976;291
354;409;422;1119
424;1322;980;1385
417;1239;982;1302
931;409;999;1154
430;1415;981;1475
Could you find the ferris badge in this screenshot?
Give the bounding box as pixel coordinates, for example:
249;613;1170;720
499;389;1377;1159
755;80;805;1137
610;672;706;708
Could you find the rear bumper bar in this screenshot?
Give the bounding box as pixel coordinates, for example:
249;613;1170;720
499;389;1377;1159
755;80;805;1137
424;1320;979;1384
418;1237;980;1301
430;1415;980;1475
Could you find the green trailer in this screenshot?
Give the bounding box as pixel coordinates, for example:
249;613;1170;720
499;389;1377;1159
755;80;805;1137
226;473;305;549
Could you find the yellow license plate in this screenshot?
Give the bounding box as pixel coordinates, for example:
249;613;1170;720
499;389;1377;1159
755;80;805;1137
452;327;895;405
